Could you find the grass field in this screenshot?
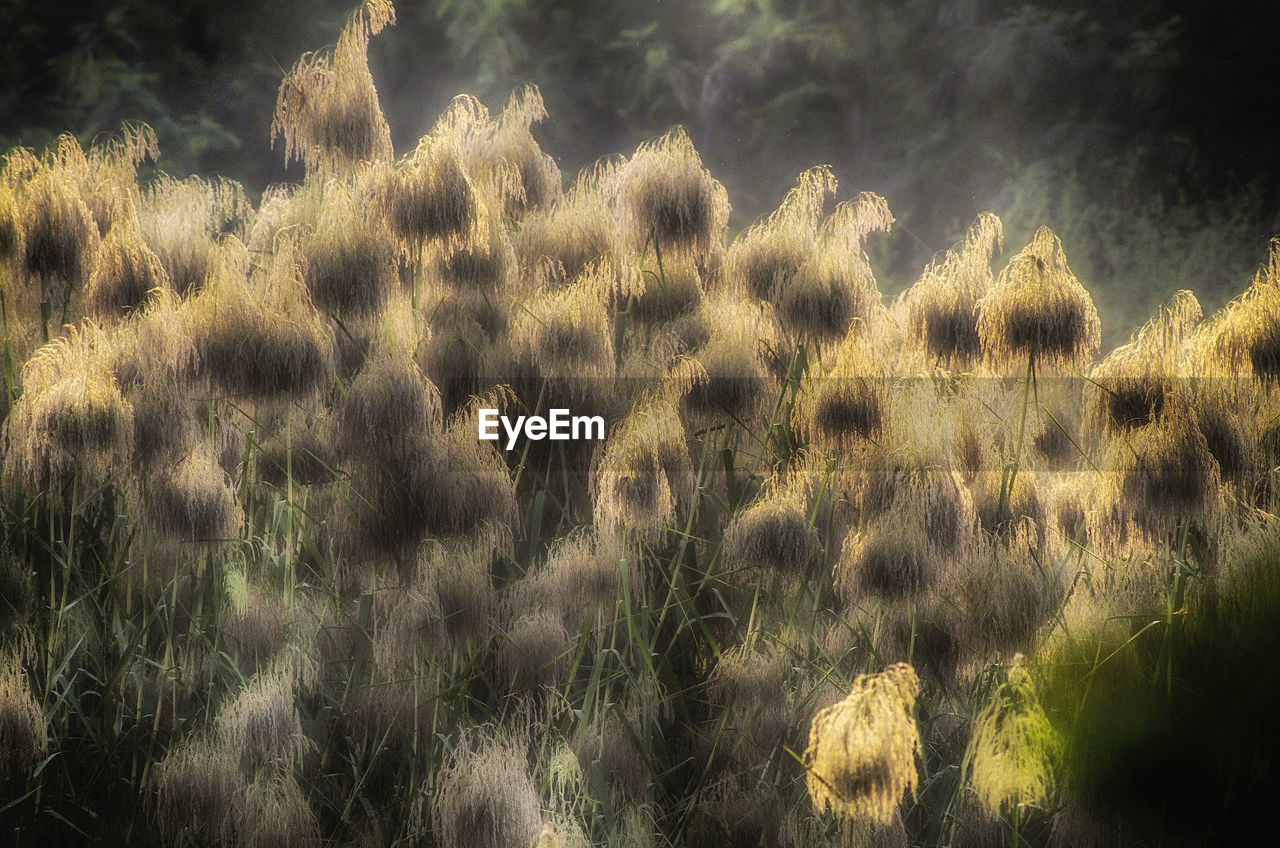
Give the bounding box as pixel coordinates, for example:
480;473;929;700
1;2;1278;845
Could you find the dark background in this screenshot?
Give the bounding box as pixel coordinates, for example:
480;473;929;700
4;0;1278;345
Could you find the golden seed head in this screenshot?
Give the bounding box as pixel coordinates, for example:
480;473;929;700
805;662;922;823
143;441;242;543
187;239;334;399
725;483;822;580
0;651;46;774
592;399;692;543
272;0;396;173
2;324;133;497
977;226;1100;368
430;733;542;848
620;127;729;257
236;766;321;848
966;658;1061;818
465;84;561;218
217;672;311;769
1087;289;1201;436
726;166;836;301
902;212;1003;363
85;212;170;321
153;734;243;842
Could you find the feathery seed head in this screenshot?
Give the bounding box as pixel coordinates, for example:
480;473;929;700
85;213;169;321
431;733;542;848
465;84;561;218
2;325;133;497
498;609;572;694
516;158;624;288
726;167;835;301
153;734;243;843
337;331;440;458
621;127;729;257
301;182;396;318
237;767;321;848
724;482;822;581
902;212;1002;363
0;651;45;774
272;0;396;173
188;239;334;399
17;162;98;288
512;272;615;403
966;658;1061;818
144;441;242;543
1114;398;1222;536
217;672;310;769
672;294;779;423
805;662;922;823
593;400;693;543
137;176;251;294
1087;290;1200;436
977;227;1100;368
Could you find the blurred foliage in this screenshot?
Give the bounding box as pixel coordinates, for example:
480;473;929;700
4;0;1279;340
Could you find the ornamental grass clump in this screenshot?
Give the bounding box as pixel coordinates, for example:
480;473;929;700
709;641;793;760
84;211;169;321
13;136;98;291
497;609;573;693
837;511;942;603
430;733;542;848
629;250;705;326
977;226;1100;369
80;122;158;236
780;193;892;342
236;769;321;848
512;272;615;407
433;413;518;538
966;658;1061;819
515;159;623;287
153;734;244;843
724;481;821;582
620;127;728;258
575;705;647;800
257;413;339;489
971;469;1048;555
592;399;693;543
188;240;333;400
726;166;835;301
1204;237;1280;383
143;441;242;543
137;175;252;294
221;571;294;670
671;294;778;423
902;212;1002;363
0;651;45;774
508;529;632;633
300;183;396;318
1087;290;1200;436
1114;399;1222;537
0;181;19;261
217;672;311;769
336;307;440;458
465;84;561;218
793;329;888;451
378;96;485;253
272;0;395;173
436;191;516;295
2;325;133;497
805;662;922;824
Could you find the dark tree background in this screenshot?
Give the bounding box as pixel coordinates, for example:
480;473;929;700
4;0;1279;343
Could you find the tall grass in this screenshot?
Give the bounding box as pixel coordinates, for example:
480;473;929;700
1;3;1277;846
